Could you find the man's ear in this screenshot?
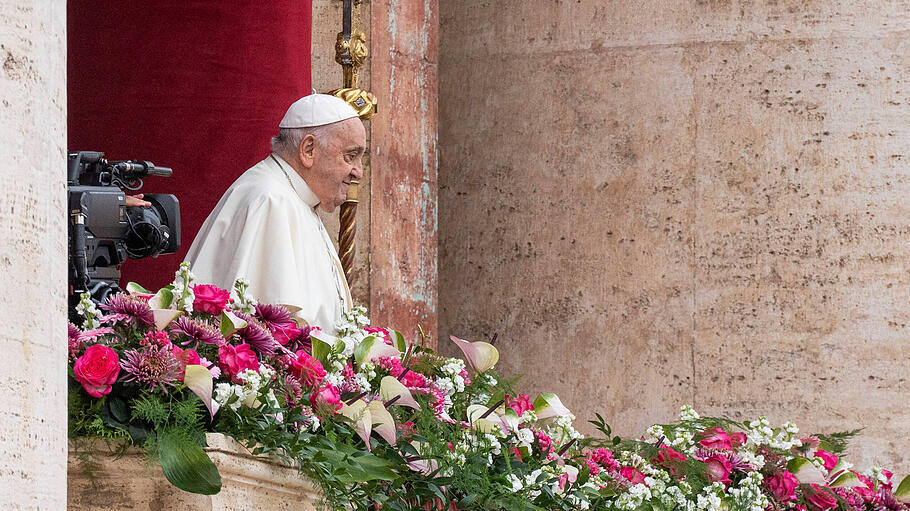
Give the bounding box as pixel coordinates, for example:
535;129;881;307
297;134;317;168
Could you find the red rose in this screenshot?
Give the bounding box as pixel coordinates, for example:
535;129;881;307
73;344;120;397
289;350;326;388
218;343;259;383
765;471;799;502
806;485;837;511
192;284;232;315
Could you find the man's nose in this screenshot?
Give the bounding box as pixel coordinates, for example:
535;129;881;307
351;161;364;180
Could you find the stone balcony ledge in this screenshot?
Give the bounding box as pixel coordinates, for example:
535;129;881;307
68;433;321;510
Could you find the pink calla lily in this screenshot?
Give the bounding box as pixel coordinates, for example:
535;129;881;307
449;335;499;374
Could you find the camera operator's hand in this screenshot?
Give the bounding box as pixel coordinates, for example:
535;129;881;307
125;193;151;208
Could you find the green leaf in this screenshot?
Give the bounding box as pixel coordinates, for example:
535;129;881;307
894;474;910;503
311;330;339;365
157;429;221;495
219;310;247;338
109;397;130;424
336;453;397;483
458;494;477;508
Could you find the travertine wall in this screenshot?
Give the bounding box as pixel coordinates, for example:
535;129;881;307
439;1;910;471
0;1;68;508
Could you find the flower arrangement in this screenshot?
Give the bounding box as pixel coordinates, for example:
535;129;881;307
69;263;910;510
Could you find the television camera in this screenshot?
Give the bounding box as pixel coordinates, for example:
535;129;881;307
67;151;180;321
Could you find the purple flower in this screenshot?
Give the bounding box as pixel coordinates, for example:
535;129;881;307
120;345;181;391
170;316;224;348
99;293;154;326
254;303;295;331
234;312;279;357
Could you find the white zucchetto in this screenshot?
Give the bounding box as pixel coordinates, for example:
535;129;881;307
278;94;359;128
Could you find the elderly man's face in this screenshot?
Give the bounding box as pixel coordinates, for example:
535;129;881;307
308;118;367;213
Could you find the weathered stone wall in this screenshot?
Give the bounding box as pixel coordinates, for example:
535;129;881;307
439;1;910;471
0;1;68;509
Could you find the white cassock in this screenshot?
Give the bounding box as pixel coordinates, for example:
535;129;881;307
185;154;352;333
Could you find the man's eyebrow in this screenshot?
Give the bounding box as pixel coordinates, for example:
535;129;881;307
346;146;366;154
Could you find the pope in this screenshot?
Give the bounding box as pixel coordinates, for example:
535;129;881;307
185;94;366;334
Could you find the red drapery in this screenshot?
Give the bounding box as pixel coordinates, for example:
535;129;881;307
68;1;312;291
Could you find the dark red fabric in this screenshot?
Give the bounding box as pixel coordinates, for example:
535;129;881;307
68;1;312;291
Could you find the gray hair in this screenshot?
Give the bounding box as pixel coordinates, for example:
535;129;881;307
270;123;341;161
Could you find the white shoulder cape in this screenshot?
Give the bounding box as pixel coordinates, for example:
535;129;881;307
185;155;352;333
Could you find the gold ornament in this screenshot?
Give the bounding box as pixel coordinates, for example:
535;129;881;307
328;87;377;120
335;30;368;87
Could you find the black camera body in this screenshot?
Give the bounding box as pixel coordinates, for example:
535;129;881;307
68;151;181;318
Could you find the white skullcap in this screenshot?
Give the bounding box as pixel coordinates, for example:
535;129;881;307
279;94;359;128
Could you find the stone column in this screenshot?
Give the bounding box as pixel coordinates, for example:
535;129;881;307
439;0;910;472
370;0;439;347
0;1;68;509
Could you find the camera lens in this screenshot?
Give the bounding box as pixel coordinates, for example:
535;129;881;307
124;205;169;258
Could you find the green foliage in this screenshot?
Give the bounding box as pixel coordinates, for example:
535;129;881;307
158;428;221;495
131;394;170;429
817;429;862;457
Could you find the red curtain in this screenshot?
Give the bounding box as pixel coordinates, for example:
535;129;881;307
68;1;312;291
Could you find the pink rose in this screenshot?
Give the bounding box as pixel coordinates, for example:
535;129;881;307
218;343;259;383
698;427;734;450
272;324;302;345
703;454;733;485
806;485;837;511
654;445;687;464
729;432;748;447
290;350;326;388
73;344;120;397
620;466;647;485
505;393;533;417
815;449;838;471
309;383;342;413
765;471;799;502
192;284;232;315
653;445;687;476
